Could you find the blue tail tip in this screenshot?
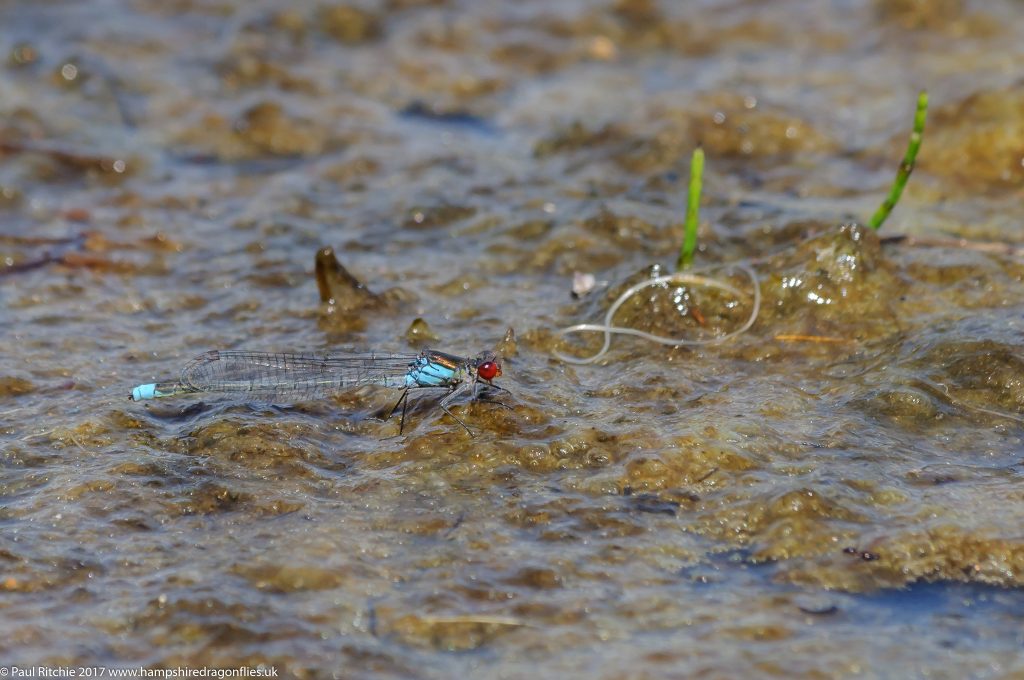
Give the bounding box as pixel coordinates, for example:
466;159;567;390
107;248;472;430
131;384;158;401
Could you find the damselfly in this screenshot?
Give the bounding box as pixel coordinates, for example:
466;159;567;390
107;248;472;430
129;349;508;435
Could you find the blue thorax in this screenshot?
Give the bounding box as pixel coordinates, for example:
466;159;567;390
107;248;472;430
404;351;465;388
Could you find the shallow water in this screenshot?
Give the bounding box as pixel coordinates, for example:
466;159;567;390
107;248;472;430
2;0;1024;677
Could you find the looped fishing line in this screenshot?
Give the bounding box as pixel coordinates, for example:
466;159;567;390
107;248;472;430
554;264;761;365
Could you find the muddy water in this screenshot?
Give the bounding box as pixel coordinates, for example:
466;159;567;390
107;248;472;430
2;0;1024;677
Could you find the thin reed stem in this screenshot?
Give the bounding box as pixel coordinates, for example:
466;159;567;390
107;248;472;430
676;147;704;270
868;90;928;230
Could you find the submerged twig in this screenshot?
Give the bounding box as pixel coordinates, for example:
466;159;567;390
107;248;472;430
415;615;528;627
554;264;761;365
67;433;89;452
867;91;928;230
933;382;1024;425
694;466;719;484
775;334;852;344
0;232;89;277
881;234;1024;257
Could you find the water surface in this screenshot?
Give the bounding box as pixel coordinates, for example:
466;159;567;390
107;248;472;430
2;0;1024;677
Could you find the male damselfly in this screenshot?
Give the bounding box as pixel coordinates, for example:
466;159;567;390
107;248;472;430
129;348;507;435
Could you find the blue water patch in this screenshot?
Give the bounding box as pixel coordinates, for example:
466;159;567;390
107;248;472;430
859;580;1024;626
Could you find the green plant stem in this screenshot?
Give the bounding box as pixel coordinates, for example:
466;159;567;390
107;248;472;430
676;147;704;271
868;90;928;230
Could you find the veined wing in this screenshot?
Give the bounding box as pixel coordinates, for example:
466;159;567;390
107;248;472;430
179;350;420;399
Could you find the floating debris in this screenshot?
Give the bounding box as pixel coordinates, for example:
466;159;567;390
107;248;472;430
571;271;597;299
495;326;517;358
314;246;383;312
554;264;761;364
404;317;439;343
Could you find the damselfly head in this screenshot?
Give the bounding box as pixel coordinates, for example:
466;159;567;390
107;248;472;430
473;351;502;381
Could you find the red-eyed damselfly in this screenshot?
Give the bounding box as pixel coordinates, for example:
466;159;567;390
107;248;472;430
129;349;507;435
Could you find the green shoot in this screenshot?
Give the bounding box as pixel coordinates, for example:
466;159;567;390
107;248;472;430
676;147;704;271
867;90;928;230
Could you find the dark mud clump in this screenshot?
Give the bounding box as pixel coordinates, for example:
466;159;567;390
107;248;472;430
314;246;415;336
320;5;384;45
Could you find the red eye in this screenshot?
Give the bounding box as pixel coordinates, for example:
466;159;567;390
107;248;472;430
477;361;500;381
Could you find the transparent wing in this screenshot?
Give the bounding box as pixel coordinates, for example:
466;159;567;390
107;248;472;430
179;350;419;400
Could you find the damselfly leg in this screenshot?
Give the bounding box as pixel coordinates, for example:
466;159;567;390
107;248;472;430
472;377;514;409
385;387;412;434
385;385;468;435
439;382;475;435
